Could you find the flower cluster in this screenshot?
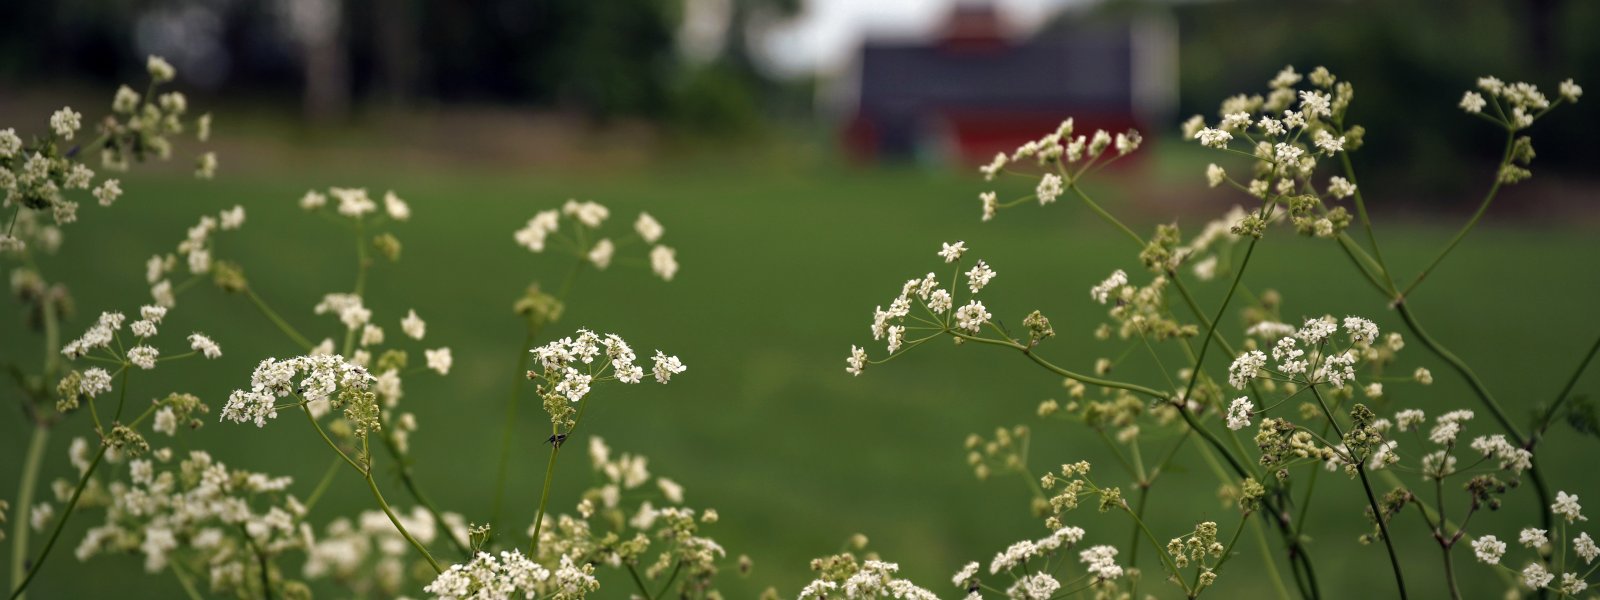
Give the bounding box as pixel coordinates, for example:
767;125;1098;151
847;241;1007;376
976;118;1142;221
56;305;221;409
221;354;375;427
306;507;468;596
1;56;211;254
528;330;685;427
74;450;312;597
1182;66;1366;239
508;438;742;599
298;187;412;222
800;552;938;600
514;200;679;281
1471;491;1594;595
144;206;248;306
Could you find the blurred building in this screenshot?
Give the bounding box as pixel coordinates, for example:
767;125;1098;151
837;4;1176;164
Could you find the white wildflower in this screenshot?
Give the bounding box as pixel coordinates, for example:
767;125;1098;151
426;348;453;376
1554;491;1586;523
401;309;426;340
634;212;663;243
1226;397;1254;430
955;301;991;333
651;245;679;281
1472;535;1506;564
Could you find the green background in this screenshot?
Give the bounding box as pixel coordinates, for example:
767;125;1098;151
3;137;1598;598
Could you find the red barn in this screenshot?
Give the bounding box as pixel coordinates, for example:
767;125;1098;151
840;5;1175;165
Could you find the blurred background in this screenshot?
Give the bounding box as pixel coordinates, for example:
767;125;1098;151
3;0;1599;597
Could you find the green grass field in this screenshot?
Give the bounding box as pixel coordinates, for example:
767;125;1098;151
4;145;1598;598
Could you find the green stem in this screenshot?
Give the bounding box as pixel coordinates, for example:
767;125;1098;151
1334;138;1399;295
302;456;342;512
7;427;48;600
1120;501;1192;596
653;561;684;599
302;405;362;472
1307;386;1406;599
9;446;106;600
528;443;562;555
244;287;314;351
8;366;140;600
1127;484;1150;575
1393;301;1552;520
625;564;652;600
364;464;443;573
1438;541;1462;600
244;531;273;600
1191;514;1252;597
946;331;1168;400
1250;518;1294;600
1399;130;1516;299
490;325;540;535
300;404;441;573
1179;237;1258;413
1531;329;1600;446
342;221;370;357
1357;462;1407;599
1069;184;1145;247
169;561;205;600
379;429;471;557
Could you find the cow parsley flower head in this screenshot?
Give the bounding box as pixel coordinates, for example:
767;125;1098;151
990;540;1038;574
1554;491;1586;523
1036;173;1063;205
1206;163;1226;187
955;301;991;333
188;333;222;359
562;199;609;228
400;309;427;340
1195;128;1232;148
1299;90;1332;118
587;238;614;269
515;210;560;252
1576;532;1599;564
423;550;551;599
1090;270;1128;304
1226;397;1254;430
127;346;159;370
50;107;82;140
846;345;867;376
978;191;998;221
530;331;682;413
951;561;979;587
1523;563;1554;589
147;55;176;82
651;351;686;384
1228;350;1266;389
1472;535;1506;564
1079;545;1123;580
939;241;967;263
1295;317;1338;345
425;347;453;375
1561;573;1588;595
651;245;679;281
222;354;374;427
1327;176;1356;199
1560;79;1583;103
965;261;996;293
1520;528;1549;548
635;211;664;243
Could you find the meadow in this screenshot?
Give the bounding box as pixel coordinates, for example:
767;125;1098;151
3;131;1598;598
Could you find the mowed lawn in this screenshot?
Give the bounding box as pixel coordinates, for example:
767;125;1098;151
4;147;1598;598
